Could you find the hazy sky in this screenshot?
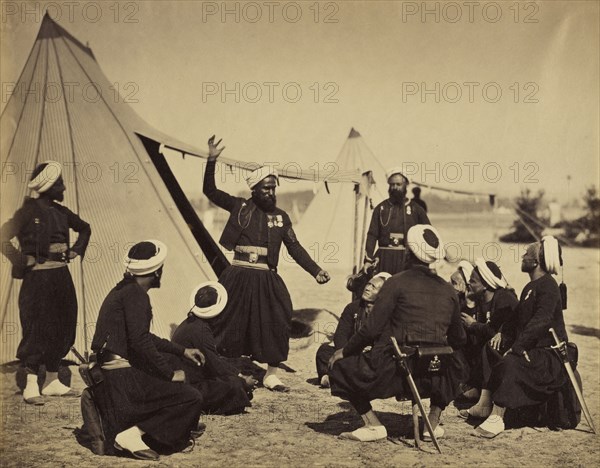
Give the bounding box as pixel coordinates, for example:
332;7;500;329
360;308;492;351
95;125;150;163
2;0;598;200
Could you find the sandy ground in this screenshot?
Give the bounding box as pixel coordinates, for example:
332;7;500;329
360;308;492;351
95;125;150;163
1;212;599;467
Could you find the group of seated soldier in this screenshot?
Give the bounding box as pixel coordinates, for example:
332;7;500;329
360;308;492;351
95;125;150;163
83;225;574;460
317;225;574;441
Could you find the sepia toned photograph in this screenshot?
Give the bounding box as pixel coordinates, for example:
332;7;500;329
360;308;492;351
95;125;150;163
1;1;598;466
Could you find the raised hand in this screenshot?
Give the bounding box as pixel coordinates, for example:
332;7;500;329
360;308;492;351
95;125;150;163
208;135;225;160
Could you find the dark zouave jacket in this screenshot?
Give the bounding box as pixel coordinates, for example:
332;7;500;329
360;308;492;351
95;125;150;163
0;197;91;277
343;265;466;357
469;288;519;344
364;199;429;263
172;315;239;381
510;274;568;355
91;279;185;381
333;300;370;349
203;159;321;276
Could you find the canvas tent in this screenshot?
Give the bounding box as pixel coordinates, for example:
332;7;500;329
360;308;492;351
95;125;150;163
0;15;234;364
295;128;388;274
0;14;365;365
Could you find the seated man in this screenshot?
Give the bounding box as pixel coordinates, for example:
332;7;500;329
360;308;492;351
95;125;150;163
459;259;518;418
315;272;391;388
473;236;569;438
171;282;255;415
91;241;205;461
328;225;467;442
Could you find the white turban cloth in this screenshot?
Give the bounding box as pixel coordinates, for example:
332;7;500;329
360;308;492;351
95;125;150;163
189;281;228;319
406;224;445;264
474;258;507;290
385;166;409;183
541;235;561;275
245;166;279;189
124;240;168;276
28;161;62;193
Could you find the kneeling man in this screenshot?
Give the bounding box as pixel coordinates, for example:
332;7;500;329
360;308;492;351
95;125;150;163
91;241;205;460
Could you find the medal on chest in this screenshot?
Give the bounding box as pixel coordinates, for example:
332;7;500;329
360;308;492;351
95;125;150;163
267;214;283;228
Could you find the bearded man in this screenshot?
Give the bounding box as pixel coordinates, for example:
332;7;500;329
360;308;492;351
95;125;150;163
203;136;330;392
362;168;430;275
472;236;569;438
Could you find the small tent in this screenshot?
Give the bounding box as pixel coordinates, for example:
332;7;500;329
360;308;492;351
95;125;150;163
295;128;388;274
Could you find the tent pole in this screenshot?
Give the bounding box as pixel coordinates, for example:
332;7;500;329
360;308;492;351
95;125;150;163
359;192;370;269
353;183;360;274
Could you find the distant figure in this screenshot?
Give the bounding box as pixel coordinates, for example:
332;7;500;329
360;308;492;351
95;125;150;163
0;161;91;405
362;168;430;275
203;135;330;392
412;186;428;213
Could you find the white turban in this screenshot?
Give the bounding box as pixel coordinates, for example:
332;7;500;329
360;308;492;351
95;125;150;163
189;281;228;319
28;161;62;193
541;235;562;275
385;166;409;183
457;260;474;285
373;272;392;282
406;224;445;264
245;166;279;189
474;258;507;290
124;240;168;275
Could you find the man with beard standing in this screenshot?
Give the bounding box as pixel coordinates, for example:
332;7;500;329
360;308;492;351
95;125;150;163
203;136;330;392
1;161;91;404
362;168;430;275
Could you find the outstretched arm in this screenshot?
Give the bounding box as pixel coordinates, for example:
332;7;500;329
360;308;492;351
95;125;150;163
203;135;236;212
282;218;329;283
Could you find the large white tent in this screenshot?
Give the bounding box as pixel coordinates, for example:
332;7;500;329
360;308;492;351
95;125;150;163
0;14;229;363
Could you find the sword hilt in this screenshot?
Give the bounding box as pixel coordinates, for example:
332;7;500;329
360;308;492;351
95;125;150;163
549;328;569;362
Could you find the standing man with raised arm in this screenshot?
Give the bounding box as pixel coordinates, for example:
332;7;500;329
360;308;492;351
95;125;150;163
0;161;91;404
203;136;330;392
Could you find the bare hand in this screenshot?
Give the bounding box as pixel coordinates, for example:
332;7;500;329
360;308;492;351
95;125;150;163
172;369;186;382
25;255;36;267
328;348;344;370
461;312;476;327
208;135;225;159
316;270;331;284
68;251;78;260
183;348;206;366
489;332;502;351
239;374;258;389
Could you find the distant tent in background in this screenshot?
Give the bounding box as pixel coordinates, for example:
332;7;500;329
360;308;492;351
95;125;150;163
0;14;228;364
295;128;388;273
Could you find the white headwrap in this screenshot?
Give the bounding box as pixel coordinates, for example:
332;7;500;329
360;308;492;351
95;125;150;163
474;258;507;290
189;281;228;319
27;161;62;193
373;272;392;282
457;260;474;285
385;166;409;183
245;166;279;189
124;240;168;276
406;224;445;264
541;235;561;275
